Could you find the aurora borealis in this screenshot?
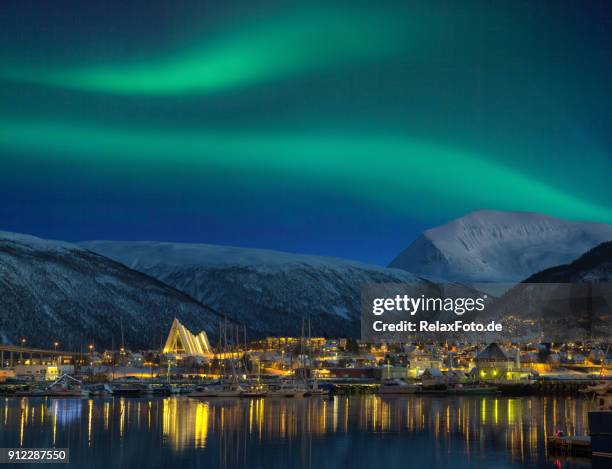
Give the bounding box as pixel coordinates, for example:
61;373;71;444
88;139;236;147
1;1;611;264
1;6;410;96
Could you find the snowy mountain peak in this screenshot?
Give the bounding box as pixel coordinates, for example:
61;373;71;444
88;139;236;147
389;210;612;282
0;230;76;252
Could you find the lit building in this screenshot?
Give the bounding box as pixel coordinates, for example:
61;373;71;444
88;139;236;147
421;367;445;386
14;364;74;381
473;343;516;381
162;318;213;359
407;352;444;378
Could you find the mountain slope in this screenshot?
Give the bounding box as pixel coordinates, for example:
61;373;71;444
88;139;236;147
0;231;221;349
525;241;612;282
81;241;425;338
389;210;612;282
481;242;612;342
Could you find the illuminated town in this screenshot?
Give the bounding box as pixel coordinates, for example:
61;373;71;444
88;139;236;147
1;317;610;467
1;318;609;395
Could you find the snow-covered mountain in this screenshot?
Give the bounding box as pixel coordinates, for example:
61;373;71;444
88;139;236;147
81;241;425;338
0;231;221;348
389;210;612;282
525;241;612;283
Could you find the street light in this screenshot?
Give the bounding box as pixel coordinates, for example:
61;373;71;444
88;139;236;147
88;344;94;367
53;342;59;351
21;338;26;345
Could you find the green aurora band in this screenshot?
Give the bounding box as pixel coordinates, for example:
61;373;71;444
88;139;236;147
0;6;410;96
1;119;610;223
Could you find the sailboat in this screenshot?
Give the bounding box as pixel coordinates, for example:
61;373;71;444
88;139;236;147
268;319;311;398
378;360;418;394
266;381;306;398
303;317;329;396
378;378;419;395
189;380;245;398
189;317;245;398
240;341;268;397
45;374;90;397
305;382;329;396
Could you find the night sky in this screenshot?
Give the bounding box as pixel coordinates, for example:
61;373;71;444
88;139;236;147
1;1;611;265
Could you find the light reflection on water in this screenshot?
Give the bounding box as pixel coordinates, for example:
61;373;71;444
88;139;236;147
0;395;595;468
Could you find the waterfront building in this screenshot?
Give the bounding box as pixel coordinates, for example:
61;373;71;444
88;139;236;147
406;352;444;378
473;343;530;382
421;368;444;386
14;364;74;381
444;369;467;384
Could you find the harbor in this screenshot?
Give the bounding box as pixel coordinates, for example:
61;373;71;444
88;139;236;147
1;321;610;467
545;382;612;463
0;393;601;469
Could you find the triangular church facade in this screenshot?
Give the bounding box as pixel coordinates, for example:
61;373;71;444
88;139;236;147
163;318;212;357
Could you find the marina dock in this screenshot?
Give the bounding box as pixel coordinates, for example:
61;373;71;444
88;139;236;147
547;435;592;456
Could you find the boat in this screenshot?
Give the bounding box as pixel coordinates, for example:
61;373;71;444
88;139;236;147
588;381;612;460
152;384;182;395
149;383;180;395
109;382;148;396
377;379;419;395
305;389;328;396
42;374;90;397
303;374;332;396
188;380;245;398
581;381;612;395
240;383;267;398
266;382;307;397
451;383;499;395
547;433;592;456
189;317;247;398
46;389;89;397
14;387;47;397
300;318;330;397
305;382;331;396
85;383;113;396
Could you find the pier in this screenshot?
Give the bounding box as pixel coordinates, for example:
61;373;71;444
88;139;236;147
547;435;592;457
499;379;610;396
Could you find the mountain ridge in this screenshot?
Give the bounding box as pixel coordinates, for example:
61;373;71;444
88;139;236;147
0;231;222;348
81;240;427;338
389;210;612;282
524;240;612;283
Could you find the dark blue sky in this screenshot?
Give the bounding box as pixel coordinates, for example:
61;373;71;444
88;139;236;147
1;1;611;264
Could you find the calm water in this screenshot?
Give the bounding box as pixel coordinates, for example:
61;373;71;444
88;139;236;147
0;395;597;468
